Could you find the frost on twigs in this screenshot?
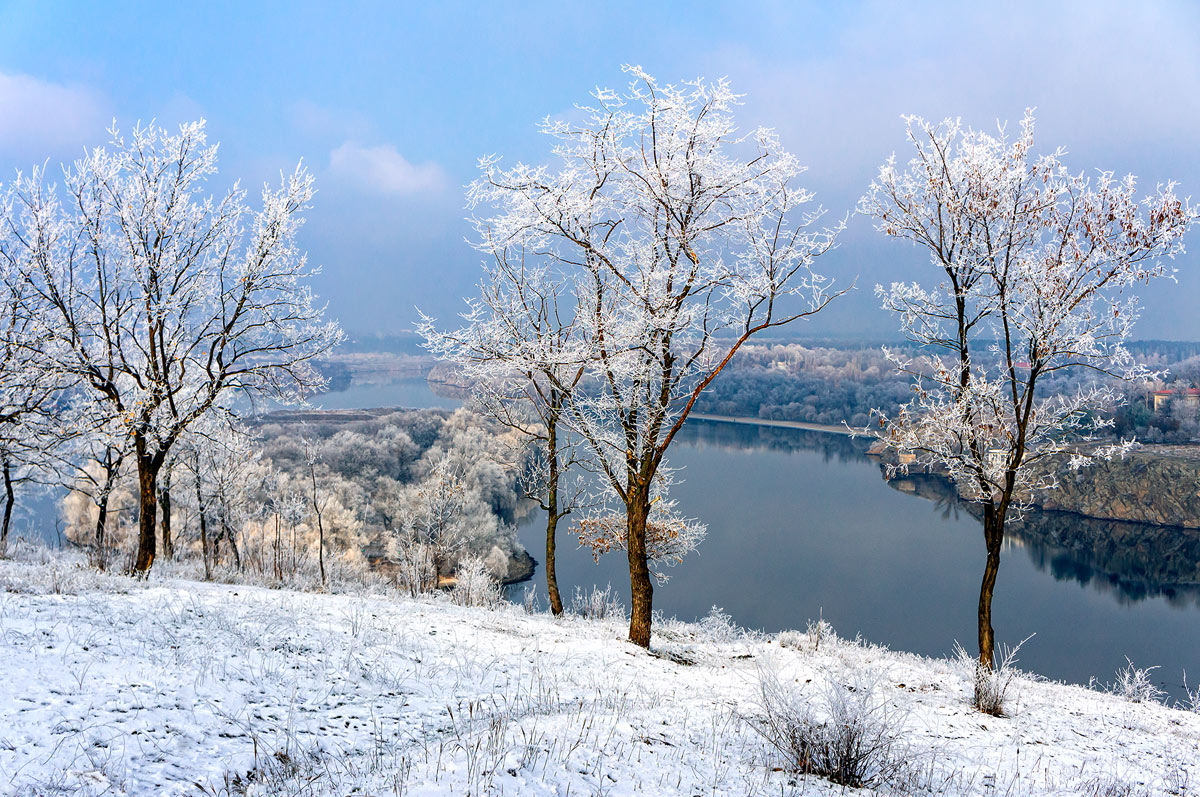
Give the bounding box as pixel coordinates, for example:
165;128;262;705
1096;658;1166;706
747;664;913;789
568;583;625;620
860;110;1196;510
697;605;742;644
448;555;503;608
953;635;1034;717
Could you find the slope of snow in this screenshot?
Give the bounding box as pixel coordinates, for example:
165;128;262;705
0;549;1196;796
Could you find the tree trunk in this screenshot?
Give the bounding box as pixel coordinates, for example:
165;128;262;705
132;442;160;575
94;495;110;570
546;511;563;616
316;510;326;587
0;461;13;559
132;453;159;573
545;417;564;616
274;514;282;581
977;505;1005;669
224;520;242;570
310;466;326;588
159;473;173;560
194;461;212;581
626;493;653;648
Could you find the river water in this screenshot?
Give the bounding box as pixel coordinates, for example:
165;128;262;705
316;378;1200;699
25;377;1192;699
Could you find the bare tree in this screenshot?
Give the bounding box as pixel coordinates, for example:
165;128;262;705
183;444;214;581
859;112;1197;702
302;435;329;589
0;244;63;556
204;421;263;572
2;121;342;574
61;408;132;569
467;66;844;646
386;457;474;595
420;259;588;615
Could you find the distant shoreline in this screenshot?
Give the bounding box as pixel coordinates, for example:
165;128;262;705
688;413;856;436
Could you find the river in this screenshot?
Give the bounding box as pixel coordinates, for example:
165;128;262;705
23;376;1194;700
316;377;1200;700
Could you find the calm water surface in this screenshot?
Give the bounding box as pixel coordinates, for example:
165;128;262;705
42;377;1197;700
511;416;1200;701
322;378;1199;698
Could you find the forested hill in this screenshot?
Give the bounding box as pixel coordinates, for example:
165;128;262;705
692;340;1200;442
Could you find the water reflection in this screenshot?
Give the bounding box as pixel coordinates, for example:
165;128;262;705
674;419;869;464
681;418;1200;606
267;381;1200;696
886;472;1200;608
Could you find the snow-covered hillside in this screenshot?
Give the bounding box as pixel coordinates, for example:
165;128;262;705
0;547;1196;796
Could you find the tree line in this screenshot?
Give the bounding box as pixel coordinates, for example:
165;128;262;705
60;406;529;591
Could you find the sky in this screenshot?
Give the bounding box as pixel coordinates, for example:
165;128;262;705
0;0;1198;341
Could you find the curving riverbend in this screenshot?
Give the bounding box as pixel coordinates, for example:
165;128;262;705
327;378;1200;700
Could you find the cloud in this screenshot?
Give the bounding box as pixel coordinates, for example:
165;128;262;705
328;141;447;196
0;72;109;161
682;1;1200;339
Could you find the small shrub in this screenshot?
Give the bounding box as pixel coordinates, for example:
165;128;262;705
698;605;741;643
775;630;806;651
774;615;837;653
806;612;836;652
569;583;624;620
521;585;540;614
449;556;503;608
1102;658;1165;705
1180;671;1200;713
748;666;911;789
953;635;1032;717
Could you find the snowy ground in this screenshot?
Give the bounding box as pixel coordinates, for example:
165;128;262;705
0;547;1197;795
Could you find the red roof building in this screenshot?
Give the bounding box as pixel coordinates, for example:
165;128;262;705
1152;387;1200;412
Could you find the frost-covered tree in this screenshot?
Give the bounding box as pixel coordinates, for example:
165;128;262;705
301;435;330;588
0;238;65;556
1;121;343;574
386;457;470;595
420;257;587;615
860;112;1197;694
60;403;133;568
176;410;267;577
467;67;844;646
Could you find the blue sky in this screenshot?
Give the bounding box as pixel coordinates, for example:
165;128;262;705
1;1;1198;340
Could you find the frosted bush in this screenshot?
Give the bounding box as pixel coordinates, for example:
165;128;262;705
520;585;540;615
806;613;837;652
1101;658;1165;705
1180;672;1200;713
698;605;741;643
748;665;911;789
450;556;503;608
953;635;1032;716
569;583;624;620
776;630;806;651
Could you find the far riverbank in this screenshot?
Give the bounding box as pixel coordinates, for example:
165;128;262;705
687;413;855;436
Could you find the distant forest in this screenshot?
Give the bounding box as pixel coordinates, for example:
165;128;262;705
692;339;1200;443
